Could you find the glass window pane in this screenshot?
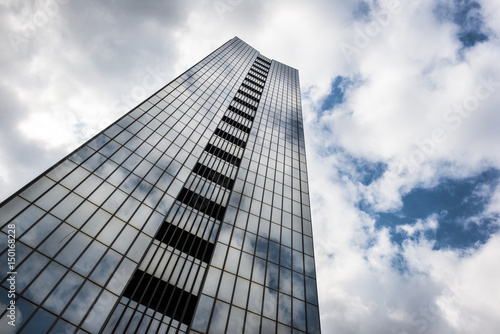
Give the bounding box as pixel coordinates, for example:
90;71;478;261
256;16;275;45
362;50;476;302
304;255;316;278
127;232;150;262
56;232;92;267
202;267;221;297
218;271;236;302
73;240;107;276
66;200;98;229
238;252;253;280
51;192;84;220
292;273;305;300
62;280;100;325
75;174;103;198
107;257;136;294
227;306;245;334
35;184;70;211
0;196;30;226
81;209;112;237
20;177;55;202
279;267;292;295
305;277;318;305
113;225;139;256
20;212;59;248
82;290;119;333
24;261;66;304
19;306;56;334
263;288;277;320
225;247;240;274
90;249;122;286
209;301;230;333
292;298;306;331
10;205;45;237
38;223;76;258
191;294;214;332
96;217;124;245
232;277;249;309
43;271;84;314
244;312;261;334
278;293;292;326
248;282;263;314
60;167;90;190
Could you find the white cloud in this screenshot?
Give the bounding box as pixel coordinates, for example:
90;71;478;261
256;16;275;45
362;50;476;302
396;214;439;236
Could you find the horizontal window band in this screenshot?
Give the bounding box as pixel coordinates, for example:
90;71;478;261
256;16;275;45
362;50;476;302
251;66;268;76
233;97;257;111
222;116;251;134
248;71;266;81
214;128;246;148
204;143;241;166
244;78;264;89
247;73;266;84
228;105;254;121
227;106;254;122
237;89;260;103
256;57;271;65
155;219;214;263
123;270;198;325
177;187;227;221
253;64;269;73
241;83;262;95
193;162;235;189
255;62;270;71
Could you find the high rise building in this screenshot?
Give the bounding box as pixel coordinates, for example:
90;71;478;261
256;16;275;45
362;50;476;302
0;37;320;333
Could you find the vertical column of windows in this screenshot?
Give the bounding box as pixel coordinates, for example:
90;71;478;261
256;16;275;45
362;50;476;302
191;58;320;334
115;55;268;332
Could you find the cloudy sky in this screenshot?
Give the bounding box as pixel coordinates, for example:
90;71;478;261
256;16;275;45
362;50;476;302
2;0;500;333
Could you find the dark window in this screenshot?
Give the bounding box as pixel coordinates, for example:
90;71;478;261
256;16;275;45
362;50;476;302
177;187;227;221
193;162;235;189
247;73;266;84
233;97;257;111
237;90;260;103
204;143;242;166
222;116;251;134
155;220;215;262
244;78;264;89
228;105;254;121
214;128;246;148
241;83;262;95
123;270;198;325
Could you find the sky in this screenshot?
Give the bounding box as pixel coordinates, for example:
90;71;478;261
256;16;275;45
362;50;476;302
1;0;500;333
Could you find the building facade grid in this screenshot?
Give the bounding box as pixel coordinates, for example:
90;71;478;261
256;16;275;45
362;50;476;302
0;37;320;334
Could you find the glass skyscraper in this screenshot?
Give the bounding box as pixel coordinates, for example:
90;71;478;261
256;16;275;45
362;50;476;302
0;37;320;333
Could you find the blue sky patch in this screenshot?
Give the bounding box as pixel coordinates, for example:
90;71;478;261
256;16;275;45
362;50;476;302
434;0;489;49
355;160;387;186
320;76;353;112
365;169;500;250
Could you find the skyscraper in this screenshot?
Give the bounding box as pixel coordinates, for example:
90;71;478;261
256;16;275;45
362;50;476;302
0;37;320;333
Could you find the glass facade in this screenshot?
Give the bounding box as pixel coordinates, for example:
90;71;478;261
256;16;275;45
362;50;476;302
0;37;320;333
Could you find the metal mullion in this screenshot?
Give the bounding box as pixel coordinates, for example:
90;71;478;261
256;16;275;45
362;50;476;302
144;159;219;328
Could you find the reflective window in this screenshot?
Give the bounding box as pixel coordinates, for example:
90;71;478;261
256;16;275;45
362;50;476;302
43;270;84;314
20;177;55;202
62;280;100;325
